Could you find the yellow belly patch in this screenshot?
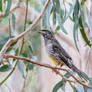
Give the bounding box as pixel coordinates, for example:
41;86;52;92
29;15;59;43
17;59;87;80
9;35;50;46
49;56;58;65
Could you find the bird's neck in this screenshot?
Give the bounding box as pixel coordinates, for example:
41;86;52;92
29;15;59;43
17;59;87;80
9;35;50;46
44;38;52;45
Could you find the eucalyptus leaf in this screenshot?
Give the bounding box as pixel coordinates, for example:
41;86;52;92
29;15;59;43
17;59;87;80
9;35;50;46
18;61;26;79
28;45;33;54
27;20;33;25
52;0;60;13
63;3;74;23
86;8;92;45
73;0;79;50
79;17;91;47
46;2;52;30
64;71;75;78
0;0;2;11
64;73;70;78
12;13;16;31
4;0;12;17
81;0;86;5
56;14;67;34
0;37;9;50
89;78;92;86
56;25;60;31
6;41;17;52
79;4;88;27
87;78;92;92
27;64;34;70
87;78;92;91
52;0;60;25
52;80;66;92
41;2;52;29
73;23;79;50
1;16;9;26
53;12;56;25
0;64;12;72
59;8;64;20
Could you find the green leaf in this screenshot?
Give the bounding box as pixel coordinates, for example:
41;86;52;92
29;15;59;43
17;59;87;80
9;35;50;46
27;20;33;25
56;14;68;34
12;13;16;31
64;71;75;78
87;78;92;91
27;64;34;70
73;0;79;50
1;16;9;26
41;2;52;29
64;73;70;78
6;41;17;52
46;3;52;30
52;0;60;13
52;80;66;92
0;0;2;11
0;64;12;72
0;37;9;50
69;16;74;22
28;45;33;54
52;0;60;25
18;61;26;79
73;0;79;21
81;0;86;5
4;0;12;17
79;17;91;47
56;25;60;31
60;8;64;20
73;23;79;51
89;78;92;86
79;4;88;27
53;12;56;25
86;8;92;45
63;3;74;23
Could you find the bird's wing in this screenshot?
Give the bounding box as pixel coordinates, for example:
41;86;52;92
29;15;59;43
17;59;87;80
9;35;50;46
52;39;71;59
52;39;87;81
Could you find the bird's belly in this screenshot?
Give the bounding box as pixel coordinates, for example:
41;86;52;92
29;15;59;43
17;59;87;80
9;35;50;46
49;56;59;65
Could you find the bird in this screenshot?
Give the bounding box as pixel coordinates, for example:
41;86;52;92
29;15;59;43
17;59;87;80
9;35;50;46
39;29;87;81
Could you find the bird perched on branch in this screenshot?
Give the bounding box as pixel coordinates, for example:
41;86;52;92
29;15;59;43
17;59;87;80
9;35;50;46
39;29;87;81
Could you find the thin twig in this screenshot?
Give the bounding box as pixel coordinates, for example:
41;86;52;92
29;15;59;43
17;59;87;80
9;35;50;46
21;0;29;91
3;54;92;89
9;18;11;38
83;86;87;92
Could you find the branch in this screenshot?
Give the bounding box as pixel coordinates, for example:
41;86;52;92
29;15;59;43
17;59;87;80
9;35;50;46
0;0;51;54
3;54;92;89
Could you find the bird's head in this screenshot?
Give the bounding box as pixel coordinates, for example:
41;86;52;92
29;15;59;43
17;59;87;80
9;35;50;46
39;30;54;40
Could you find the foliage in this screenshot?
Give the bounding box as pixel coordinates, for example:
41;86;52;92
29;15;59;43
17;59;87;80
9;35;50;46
0;0;92;92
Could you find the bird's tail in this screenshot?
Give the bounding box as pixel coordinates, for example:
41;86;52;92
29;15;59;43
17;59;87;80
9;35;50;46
70;63;87;81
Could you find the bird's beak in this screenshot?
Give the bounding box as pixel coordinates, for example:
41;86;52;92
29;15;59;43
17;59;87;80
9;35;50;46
38;30;45;34
38;31;42;34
